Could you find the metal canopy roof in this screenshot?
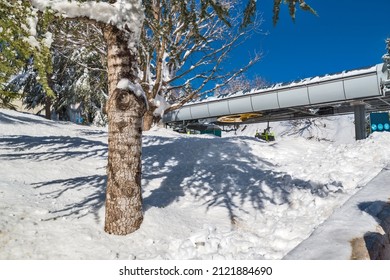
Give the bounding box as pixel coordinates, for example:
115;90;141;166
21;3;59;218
163;63;390;125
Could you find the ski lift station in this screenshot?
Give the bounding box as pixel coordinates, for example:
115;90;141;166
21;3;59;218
163;63;390;140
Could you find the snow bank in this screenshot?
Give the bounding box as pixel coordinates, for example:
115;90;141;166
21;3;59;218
285;167;390;259
1;109;390;260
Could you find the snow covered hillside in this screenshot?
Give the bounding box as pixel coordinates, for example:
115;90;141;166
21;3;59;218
1;108;390;260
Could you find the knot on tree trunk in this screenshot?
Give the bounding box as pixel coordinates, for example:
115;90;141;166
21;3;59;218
116;89;133;111
107;88;147;117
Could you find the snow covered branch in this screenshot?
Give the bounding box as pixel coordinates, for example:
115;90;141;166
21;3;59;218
30;0;144;50
139;0;263;116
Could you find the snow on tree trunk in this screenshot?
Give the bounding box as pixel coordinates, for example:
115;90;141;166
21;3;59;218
103;24;146;235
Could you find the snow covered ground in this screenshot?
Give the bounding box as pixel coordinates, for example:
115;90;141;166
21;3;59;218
1;108;390;260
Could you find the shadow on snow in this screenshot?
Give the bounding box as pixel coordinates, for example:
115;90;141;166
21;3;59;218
142;136;339;222
1;133;107;222
0;135;107;160
33;175;106;223
0;111;55;126
3;131;342;224
358;200;390;259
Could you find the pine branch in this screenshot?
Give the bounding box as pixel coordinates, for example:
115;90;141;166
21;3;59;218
242;0;257;28
273;0;317;26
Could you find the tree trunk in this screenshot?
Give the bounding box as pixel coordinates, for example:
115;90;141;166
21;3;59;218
142;110;154;131
142;104;158;131
44;96;52;120
44;72;55;120
103;25;146;235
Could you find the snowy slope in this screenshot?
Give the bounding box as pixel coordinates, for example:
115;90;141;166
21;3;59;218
1;109;390;260
285;167;390;260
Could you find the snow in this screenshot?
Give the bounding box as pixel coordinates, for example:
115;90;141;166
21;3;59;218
285;167;390;259
22;9;46;50
191;64;381;104
117;78;148;109
152;94;170;118
25;35;41;50
26;14;38;37
30;0;144;50
1;108;390;260
22;13;41;49
43;31;53;48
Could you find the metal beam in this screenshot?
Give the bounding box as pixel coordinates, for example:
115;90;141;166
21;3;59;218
164;64;387;124
354;103;367;140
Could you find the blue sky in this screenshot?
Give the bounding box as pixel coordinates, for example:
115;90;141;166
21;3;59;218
234;0;390;84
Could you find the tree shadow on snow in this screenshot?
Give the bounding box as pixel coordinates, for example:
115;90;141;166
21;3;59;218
0;133;107;223
33;175;106;223
0;135;107;161
142;136;340;222
0;111;55;126
15;133;343;225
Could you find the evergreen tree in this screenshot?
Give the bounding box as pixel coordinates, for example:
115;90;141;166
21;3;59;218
5;19;108;124
0;1;32;108
46;21;108;124
5;56;45;110
0;1;54;115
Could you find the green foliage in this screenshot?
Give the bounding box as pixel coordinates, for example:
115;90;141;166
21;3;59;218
8;20;108;124
0;2;28;107
242;0;257;28
205;0;231;27
51;46;108;124
52;21;107;124
0;90;19;109
0;0;54;109
273;0;317;25
7;59;47;112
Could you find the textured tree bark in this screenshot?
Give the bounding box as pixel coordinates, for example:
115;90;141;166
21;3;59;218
142;104;158;131
44;96;52;120
103;25;146;235
142;110;154;131
45;74;53;120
